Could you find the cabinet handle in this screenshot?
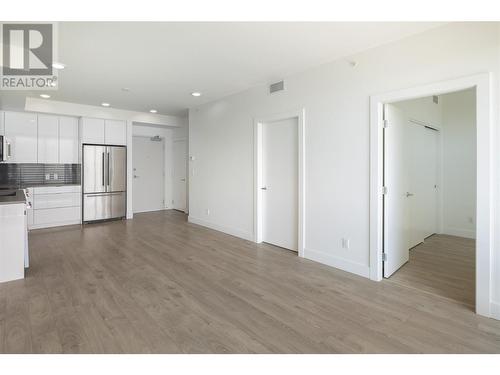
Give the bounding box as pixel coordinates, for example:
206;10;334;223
7;141;11;158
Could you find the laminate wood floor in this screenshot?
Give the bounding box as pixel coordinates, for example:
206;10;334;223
1;210;499;353
387;234;475;308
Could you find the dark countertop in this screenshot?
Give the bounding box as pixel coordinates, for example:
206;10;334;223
0;189;27;205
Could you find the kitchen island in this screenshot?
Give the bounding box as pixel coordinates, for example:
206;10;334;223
0;189;28;283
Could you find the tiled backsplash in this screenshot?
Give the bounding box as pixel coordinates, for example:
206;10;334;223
0;164;81;189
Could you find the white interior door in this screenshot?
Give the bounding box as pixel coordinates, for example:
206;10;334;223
173;140;187;212
408;123;439;246
384;104;411;277
262;117;298;251
132;136;164;213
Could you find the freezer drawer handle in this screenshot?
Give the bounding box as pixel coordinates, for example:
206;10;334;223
85;192;123;197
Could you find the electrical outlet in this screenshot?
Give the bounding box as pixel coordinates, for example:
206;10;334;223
342;238;350;249
45;174;50;180
205;208;210;216
53;173;58;180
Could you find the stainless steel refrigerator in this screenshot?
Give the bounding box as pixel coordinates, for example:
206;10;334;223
83;144;127;223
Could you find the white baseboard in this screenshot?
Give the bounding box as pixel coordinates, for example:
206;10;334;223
491;301;500;320
133;207;168;214
304;247;370;278
442;227;476;239
187;216;254;241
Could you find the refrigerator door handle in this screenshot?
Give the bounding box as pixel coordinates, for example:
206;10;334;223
107;151;111;188
102;152;105;186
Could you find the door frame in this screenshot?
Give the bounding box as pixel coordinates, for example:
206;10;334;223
132;135;165;214
173;138;188;213
369;73;492;317
254;108;305;257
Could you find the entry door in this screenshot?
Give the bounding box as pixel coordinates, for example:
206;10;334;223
384;104;411;277
173;140;187;212
262;117;298;251
132;136;164;213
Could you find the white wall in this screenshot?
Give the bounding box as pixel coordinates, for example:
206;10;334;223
441;89;477;238
188;22;500;312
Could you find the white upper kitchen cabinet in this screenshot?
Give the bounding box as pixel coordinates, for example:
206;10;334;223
4;112;38;163
0;112;4;135
59;116;79;163
37;114;59;163
105;120;127;145
81;118;105;144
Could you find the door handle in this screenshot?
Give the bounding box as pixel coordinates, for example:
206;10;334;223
134;175;140;178
181;178;186;182
261;187;267;190
406;192;414;197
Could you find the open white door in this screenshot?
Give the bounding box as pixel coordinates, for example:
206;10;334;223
262;117;298;251
383;104;410;277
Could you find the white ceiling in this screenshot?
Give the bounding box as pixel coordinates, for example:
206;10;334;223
1;22;444;116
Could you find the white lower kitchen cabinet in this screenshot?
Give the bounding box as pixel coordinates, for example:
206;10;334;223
0;202;26;283
29;186;82;230
33;207;81;228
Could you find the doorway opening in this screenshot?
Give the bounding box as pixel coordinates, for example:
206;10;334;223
254;109;305;257
369;74;492;317
383;89;476;308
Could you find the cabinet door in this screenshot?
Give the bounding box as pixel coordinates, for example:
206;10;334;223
0;111;4;135
4;112;38;163
38;114;59;163
81;118;105;144
59;116;79;163
105;120;127;145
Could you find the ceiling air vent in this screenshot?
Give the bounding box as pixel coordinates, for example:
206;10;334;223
269;80;285;94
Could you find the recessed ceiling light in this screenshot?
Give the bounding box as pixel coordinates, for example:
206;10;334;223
40;94;51;99
101;102;110;107
52;62;66;70
191;92;202;97
149;109;158;113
